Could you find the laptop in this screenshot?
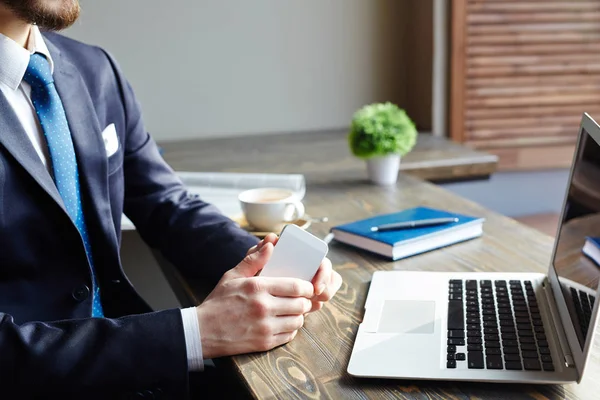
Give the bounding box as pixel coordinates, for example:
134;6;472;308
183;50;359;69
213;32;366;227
347;112;600;384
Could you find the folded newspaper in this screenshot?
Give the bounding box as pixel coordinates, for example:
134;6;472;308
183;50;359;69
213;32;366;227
121;172;306;230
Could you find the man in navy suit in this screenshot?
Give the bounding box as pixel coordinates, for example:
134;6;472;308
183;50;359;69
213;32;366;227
0;1;342;398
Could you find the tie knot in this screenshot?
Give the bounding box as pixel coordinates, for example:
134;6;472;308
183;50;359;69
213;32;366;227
23;53;53;87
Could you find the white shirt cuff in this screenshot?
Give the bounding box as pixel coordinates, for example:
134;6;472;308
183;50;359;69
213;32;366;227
180;307;204;372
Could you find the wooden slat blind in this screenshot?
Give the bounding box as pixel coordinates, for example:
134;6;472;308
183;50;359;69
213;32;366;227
451;0;600;170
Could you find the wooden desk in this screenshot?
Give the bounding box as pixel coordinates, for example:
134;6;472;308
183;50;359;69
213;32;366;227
173;172;600;400
159;130;498;183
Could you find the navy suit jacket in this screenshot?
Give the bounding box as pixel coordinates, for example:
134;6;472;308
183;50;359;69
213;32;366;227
0;32;258;398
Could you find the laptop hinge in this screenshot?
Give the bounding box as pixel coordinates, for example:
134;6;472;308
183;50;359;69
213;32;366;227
542;278;575;368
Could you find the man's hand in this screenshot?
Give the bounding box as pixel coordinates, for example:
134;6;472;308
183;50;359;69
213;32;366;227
252;233;343;313
308;255;342;312
196;241;314;359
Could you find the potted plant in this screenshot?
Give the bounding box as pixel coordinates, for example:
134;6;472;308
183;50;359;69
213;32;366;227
348;102;418;185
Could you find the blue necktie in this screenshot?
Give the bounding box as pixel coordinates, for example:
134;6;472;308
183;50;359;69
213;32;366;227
23;53;104;318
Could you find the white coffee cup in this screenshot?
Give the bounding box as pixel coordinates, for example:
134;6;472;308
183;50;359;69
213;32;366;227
238;188;305;232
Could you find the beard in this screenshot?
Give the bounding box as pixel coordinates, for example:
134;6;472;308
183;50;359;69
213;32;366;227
1;0;80;31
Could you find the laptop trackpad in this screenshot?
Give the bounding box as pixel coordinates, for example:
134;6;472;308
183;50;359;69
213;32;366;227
377;300;435;334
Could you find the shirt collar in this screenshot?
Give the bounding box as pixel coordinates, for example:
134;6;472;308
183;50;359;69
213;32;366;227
0;25;54;91
29;26;54;74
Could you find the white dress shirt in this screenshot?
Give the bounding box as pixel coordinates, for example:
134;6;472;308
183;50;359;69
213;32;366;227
0;26;203;371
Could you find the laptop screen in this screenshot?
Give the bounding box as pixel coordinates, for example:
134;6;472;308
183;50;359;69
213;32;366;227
552;127;600;350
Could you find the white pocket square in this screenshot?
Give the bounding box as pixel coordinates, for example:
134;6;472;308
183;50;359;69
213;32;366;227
101;123;119;157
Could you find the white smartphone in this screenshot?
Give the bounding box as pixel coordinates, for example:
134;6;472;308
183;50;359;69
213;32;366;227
259;224;329;282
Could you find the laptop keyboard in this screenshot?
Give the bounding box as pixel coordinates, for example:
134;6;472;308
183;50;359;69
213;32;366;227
446;279;554;371
571;287;596;338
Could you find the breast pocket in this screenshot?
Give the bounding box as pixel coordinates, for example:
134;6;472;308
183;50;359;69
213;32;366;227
107;146;124;176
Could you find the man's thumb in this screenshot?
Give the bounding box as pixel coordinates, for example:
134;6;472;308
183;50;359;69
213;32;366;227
231;242;273;278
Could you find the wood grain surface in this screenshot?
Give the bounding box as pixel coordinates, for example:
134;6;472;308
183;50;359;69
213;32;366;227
179;171;600;399
158;131;498;183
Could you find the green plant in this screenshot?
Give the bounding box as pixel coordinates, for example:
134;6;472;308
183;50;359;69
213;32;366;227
348;102;417;159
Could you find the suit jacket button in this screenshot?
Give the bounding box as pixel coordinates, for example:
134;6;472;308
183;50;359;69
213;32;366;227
72;285;90;302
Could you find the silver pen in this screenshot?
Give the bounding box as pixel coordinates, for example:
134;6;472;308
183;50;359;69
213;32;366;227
370;217;459;232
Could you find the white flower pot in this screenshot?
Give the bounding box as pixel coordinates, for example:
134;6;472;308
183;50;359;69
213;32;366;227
366;154;401;185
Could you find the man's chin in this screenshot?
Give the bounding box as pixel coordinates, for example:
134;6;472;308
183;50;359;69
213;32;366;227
1;0;80;31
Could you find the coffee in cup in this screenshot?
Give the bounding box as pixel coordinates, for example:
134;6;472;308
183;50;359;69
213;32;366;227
238;188;305;232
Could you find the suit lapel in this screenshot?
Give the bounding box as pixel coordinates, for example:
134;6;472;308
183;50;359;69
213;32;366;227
0;92;66;212
45;39;119;248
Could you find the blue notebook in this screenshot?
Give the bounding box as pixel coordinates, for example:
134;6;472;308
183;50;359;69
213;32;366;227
583;237;600;267
330;207;484;260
